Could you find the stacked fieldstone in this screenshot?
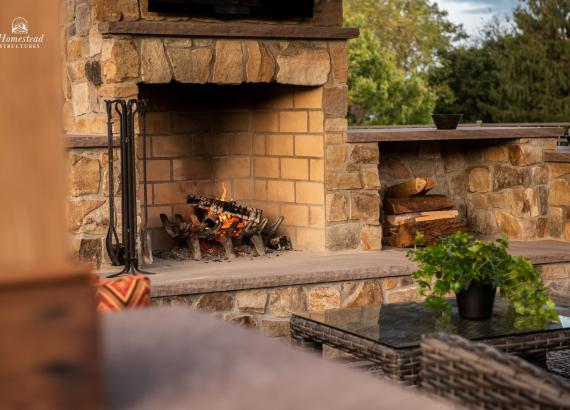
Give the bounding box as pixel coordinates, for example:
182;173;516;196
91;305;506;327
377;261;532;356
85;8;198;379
66;149;120;268
151;261;570;339
62;0;379;257
381;138;570;241
153;276;420;338
547;160;570;240
465;138;564;239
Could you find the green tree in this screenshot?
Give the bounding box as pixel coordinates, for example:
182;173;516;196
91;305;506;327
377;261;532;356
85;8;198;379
345;0;463;125
348;30;436;124
434;0;570;122
486;0;570;121
430;44;498;122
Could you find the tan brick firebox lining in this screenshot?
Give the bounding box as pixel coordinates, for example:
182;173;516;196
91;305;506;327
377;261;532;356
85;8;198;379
140;84;326;251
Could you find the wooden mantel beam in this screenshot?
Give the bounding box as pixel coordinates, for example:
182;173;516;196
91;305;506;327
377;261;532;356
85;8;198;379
99;21;360;40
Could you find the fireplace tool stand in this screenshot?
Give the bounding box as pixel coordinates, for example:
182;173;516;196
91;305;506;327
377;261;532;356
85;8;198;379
105;99;154;278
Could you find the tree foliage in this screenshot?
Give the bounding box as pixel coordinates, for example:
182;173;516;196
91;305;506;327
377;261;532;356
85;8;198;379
345;0;463;125
433;0;570;122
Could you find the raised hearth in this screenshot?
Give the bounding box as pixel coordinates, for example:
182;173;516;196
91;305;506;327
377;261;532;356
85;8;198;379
96;240;570;297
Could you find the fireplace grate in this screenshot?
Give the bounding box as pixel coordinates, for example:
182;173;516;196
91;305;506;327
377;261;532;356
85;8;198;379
160;195;289;260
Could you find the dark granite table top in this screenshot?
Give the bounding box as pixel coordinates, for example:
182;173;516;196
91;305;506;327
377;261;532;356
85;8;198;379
294;299;570;349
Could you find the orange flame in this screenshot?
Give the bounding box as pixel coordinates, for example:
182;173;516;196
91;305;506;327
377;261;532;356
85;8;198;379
219;183;228;202
206;183;248;236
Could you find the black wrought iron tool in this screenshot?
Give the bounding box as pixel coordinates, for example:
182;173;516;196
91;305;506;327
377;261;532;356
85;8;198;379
105;99;154;278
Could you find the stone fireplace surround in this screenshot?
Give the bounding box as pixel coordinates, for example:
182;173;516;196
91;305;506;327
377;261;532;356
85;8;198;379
65;0;570;339
64;0;570;263
63;0;383;261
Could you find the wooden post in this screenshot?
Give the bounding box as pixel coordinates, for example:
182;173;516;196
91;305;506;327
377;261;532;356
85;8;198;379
0;2;102;408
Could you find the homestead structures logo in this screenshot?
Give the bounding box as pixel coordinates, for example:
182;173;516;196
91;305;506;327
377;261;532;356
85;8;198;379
1;17;44;49
12;17;28;34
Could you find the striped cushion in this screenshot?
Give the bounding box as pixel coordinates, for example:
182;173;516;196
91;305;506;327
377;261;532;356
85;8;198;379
96;275;151;314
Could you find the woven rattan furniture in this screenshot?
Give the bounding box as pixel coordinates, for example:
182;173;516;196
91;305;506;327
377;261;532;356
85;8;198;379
421;333;570;409
290;300;570;386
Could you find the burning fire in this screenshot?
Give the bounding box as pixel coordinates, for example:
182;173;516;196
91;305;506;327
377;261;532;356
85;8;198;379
219;183;228;201
208;184;247;235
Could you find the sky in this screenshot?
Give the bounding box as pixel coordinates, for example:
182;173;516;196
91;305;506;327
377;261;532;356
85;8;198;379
435;0;519;35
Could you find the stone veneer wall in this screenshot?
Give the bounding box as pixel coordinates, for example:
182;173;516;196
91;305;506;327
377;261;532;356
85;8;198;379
465;138;569;239
151;264;570;339
544;158;570;241
62;0;382;257
66;148;120;267
325;141;381;251
152;276;421;338
379;137;570;241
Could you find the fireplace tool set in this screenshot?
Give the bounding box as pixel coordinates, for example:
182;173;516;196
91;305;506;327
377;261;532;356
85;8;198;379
105;99;154;278
105;99;291;270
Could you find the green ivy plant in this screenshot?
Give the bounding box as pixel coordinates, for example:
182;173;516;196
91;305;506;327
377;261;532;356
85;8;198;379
406;231;559;327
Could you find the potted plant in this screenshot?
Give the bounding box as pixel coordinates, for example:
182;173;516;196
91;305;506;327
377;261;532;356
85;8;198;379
407;231;559;324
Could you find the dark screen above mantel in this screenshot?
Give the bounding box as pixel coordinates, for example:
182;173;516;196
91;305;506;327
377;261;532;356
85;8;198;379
148;0;315;20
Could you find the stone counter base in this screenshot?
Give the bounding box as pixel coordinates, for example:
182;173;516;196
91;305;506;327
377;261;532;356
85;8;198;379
152;276;419;338
151;264;570;339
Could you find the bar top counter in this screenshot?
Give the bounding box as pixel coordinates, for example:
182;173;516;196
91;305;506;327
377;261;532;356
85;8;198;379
347;125;565;143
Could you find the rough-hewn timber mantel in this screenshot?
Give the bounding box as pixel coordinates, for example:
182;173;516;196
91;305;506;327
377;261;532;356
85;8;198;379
66;134;119;149
347;126;565;143
99;21;360;40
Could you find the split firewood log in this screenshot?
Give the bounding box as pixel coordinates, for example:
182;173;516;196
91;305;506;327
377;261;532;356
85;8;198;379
385;177;435;198
383;218;469;248
384;195;454;214
385;210;459;226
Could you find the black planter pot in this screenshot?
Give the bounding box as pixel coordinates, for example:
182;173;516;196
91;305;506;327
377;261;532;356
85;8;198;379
456;282;497;320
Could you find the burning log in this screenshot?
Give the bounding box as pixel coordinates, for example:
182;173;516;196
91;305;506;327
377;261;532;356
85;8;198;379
187;194;263;223
160;194;287;260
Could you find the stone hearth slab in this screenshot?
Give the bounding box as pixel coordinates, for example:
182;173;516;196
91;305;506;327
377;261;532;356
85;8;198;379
99;240;570;297
137;249;414;297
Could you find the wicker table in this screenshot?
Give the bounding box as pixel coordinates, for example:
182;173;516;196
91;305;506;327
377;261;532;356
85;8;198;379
290;300;570;386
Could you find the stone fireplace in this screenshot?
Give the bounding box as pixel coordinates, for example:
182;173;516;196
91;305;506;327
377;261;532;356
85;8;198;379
61;0;570;338
62;0;569;264
63;0;386;266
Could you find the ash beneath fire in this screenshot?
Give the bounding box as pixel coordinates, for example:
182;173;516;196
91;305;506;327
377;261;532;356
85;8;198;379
159;193;292;261
153;239;289;263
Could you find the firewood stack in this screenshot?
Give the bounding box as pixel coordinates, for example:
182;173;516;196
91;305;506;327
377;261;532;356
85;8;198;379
382;177;468;247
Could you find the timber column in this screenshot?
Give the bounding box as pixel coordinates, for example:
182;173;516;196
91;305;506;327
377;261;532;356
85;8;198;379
0;0;102;408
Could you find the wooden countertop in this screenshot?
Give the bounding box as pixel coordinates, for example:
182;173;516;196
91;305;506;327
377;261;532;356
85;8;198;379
347;126;565;143
99;21;359;40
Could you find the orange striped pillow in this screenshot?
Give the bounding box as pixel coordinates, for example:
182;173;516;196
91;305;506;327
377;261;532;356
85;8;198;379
96;275;151;314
